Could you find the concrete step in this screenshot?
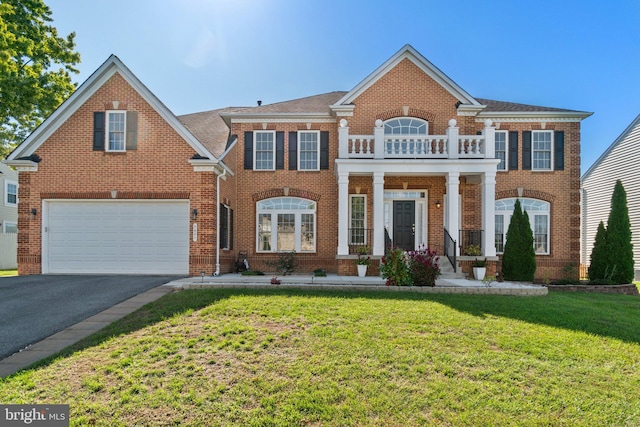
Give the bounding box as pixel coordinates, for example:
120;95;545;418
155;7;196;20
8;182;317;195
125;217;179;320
439;257;467;279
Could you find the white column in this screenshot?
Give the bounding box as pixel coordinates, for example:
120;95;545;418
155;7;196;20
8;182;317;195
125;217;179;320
372;172;385;256
338;119;349;158
482;171;497;257
374;119;384;159
446;172;460;255
483;119;495;159
337;170;350;255
446;119;459;159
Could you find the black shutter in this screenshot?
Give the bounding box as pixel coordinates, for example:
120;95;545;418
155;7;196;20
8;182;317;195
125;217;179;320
220;204;228;249
244;131;253;169
276;131;285;169
508;131;518;170
229;208;234;250
288;131;297;170
522;131;532;170
554;131;564;171
126;111;138;150
93;112;105;151
320;131;329;170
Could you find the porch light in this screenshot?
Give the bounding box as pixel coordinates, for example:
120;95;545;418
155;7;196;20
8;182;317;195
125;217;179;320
30;208;37;217
192;209;198;220
435;201;441;209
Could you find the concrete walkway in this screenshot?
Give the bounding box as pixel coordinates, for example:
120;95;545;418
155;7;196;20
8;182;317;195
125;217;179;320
0;274;545;378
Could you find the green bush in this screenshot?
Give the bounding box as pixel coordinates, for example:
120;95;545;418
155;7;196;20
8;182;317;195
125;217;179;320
381;245;440;287
588;180;634;284
266;251;297;275
407;245;440;287
502;199;536;281
380;246;411;287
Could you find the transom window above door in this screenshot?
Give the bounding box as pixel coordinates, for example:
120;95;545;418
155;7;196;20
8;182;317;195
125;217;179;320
384;118;428;135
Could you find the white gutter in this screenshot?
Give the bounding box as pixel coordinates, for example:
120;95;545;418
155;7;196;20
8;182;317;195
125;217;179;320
214;167;227;276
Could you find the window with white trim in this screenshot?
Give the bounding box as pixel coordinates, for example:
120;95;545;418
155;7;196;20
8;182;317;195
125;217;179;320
3;222;17;233
349;195;366;245
495;198;550;254
384;118;428;135
298;131;319;170
4;180;17;206
532;131;552;170
254;131;275;170
106;111;126;152
257;197;316;252
495;130;507;170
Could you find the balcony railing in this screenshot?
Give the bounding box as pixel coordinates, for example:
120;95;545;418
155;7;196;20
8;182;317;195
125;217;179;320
460;229;483;255
339;118;495;161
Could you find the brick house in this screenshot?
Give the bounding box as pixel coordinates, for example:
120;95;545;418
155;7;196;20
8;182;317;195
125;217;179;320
5;45;591;279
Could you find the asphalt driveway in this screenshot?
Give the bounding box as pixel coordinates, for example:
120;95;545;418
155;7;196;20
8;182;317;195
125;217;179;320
0;275;181;360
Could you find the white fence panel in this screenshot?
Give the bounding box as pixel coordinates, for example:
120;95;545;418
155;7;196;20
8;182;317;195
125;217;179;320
0;233;17;269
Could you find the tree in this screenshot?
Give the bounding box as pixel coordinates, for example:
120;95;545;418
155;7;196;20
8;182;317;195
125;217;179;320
605;180;634;284
502;199;536;281
587;221;608;281
0;0;80;157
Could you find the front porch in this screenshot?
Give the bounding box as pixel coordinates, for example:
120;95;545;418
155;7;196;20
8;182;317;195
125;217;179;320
335;117;499;262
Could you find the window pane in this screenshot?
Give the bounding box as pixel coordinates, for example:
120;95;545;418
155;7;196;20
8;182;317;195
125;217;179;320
301;213;315;252
534;215;548;253
384;118;428;135
255;132;274;170
108;112;125;151
4;223;17;233
258;214;271;251
7;183;17;204
299;132;318;170
277;214;295;251
532;132;551;170
495;215;504;253
350;196;365;244
495;132;506;170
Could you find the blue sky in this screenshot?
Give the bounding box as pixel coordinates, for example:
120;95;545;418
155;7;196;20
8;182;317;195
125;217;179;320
47;0;640;174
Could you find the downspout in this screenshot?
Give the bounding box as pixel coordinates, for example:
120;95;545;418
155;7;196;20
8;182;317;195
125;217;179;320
214;167;227;276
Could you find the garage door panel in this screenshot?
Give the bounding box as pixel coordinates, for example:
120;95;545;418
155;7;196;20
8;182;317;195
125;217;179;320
45;201;189;274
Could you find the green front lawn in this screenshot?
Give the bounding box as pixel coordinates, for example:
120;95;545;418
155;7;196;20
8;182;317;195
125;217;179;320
1;289;639;426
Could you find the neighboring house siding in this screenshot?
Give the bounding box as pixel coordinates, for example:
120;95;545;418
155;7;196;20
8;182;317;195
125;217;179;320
0;164;19;232
582;115;640;279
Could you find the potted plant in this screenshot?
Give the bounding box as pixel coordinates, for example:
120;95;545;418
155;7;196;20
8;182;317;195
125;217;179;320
472;258;486;281
464;244;482;256
355;246;371;277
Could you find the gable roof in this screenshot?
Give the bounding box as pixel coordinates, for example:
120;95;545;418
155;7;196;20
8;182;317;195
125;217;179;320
582;113;640;181
6;55;216;162
333;44;480;108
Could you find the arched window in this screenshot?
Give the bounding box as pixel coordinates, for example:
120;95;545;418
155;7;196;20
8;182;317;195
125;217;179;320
495;198;550;254
384;118;428;135
256;197;316;253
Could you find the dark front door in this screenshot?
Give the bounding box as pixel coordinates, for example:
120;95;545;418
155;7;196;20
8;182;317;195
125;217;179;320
393;201;415;250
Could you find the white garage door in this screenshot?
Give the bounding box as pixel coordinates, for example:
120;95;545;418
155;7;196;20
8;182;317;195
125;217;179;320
44;200;190;274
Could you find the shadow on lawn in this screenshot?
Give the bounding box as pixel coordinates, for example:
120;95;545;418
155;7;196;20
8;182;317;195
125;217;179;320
31;287;640;371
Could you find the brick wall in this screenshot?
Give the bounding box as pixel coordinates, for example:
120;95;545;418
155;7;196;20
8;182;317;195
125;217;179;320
18;72;217;276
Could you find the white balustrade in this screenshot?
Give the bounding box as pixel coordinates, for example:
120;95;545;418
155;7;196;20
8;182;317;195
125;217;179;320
340;119;493;160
